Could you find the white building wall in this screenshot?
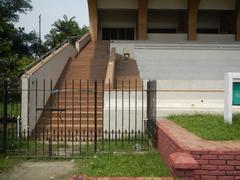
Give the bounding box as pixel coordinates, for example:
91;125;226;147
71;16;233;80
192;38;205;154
103;91;147;132
110;42;240;117
21;44;78;131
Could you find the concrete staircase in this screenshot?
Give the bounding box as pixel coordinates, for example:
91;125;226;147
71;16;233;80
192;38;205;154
114;57;142;90
36;41;110;139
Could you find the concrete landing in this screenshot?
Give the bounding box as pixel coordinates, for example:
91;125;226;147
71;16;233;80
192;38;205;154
0;161;75;180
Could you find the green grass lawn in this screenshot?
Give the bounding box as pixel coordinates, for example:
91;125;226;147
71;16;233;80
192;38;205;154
168;114;240;141
0;156;19;173
75;151;170;177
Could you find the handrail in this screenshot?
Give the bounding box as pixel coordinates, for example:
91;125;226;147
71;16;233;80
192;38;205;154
105;47;117;89
23;35;83;73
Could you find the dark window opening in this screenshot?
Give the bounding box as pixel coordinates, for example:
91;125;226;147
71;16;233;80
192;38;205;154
147;28;177;33
102;28;134;40
197;29;219;34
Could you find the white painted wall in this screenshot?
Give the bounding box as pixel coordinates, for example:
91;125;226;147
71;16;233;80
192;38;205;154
103;91;147;132
21;44;78;131
135;46;240;80
110;41;240;116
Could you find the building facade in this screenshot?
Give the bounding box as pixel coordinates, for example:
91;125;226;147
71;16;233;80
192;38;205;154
88;0;240;42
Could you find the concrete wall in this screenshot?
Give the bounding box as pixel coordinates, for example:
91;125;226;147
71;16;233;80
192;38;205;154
99;10;137;28
148;11;179;29
75;33;91;52
148;34;236;42
21;43;78;131
199;0;235;10
103;91;147;132
134;44;240;80
149;0;187;9
110;41;240;116
98;0;138;9
97;0;235;10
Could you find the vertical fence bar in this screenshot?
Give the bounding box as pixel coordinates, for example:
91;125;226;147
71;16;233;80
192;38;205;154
142;80;144;145
128;80;130;141
27;79;30;155
101;80;104;151
64;80;67;156
121;80;124;148
135;79;137;145
57;81;60;156
2;79;8;154
42;79;45;156
79;79;82;155
87;80;89;151
72;80;74;156
115;80;117;146
94;80;97;153
35;79;38;156
19;80;22;155
108;80;111;151
49;79;53;157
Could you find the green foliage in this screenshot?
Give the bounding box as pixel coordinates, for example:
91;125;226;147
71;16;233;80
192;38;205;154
0;56;33;79
45;15;88;49
0;0;46;78
168;114;240;141
75;151;170;177
0;0;32;22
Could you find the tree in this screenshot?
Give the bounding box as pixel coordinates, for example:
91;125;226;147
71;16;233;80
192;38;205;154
45;15;88;49
0;0;44;78
0;0;32;22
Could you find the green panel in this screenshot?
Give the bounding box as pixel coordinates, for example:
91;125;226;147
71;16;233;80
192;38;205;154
232;82;240;106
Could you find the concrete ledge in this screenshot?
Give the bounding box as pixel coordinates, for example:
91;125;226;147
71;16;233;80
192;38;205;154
156;119;240;179
169;152;199;170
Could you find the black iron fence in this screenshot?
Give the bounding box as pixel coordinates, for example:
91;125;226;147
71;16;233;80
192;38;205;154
0;78;157;157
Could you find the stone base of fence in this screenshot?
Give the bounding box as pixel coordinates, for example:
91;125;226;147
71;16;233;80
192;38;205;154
156;119;240;180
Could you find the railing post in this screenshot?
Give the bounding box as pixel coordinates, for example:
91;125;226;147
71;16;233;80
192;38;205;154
3;79;8;154
147;80;157;145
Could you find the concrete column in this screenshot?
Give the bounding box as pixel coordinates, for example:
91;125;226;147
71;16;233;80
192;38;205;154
187;0;200;41
88;0;98;41
138;0;148;40
236;0;240;41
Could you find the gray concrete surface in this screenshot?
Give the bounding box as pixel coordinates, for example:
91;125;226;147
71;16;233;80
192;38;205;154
0;161;75;180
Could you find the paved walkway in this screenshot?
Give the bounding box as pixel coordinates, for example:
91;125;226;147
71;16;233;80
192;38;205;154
0;161;75;180
157;119;240;151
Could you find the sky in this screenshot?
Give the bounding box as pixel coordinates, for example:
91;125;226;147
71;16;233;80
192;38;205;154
16;0;89;40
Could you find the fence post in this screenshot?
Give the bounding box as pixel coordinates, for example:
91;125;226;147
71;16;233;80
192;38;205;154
3;79;8;154
94;80;97;153
147;80;157;145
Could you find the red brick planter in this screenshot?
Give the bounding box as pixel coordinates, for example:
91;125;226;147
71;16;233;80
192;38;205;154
156;119;240;180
